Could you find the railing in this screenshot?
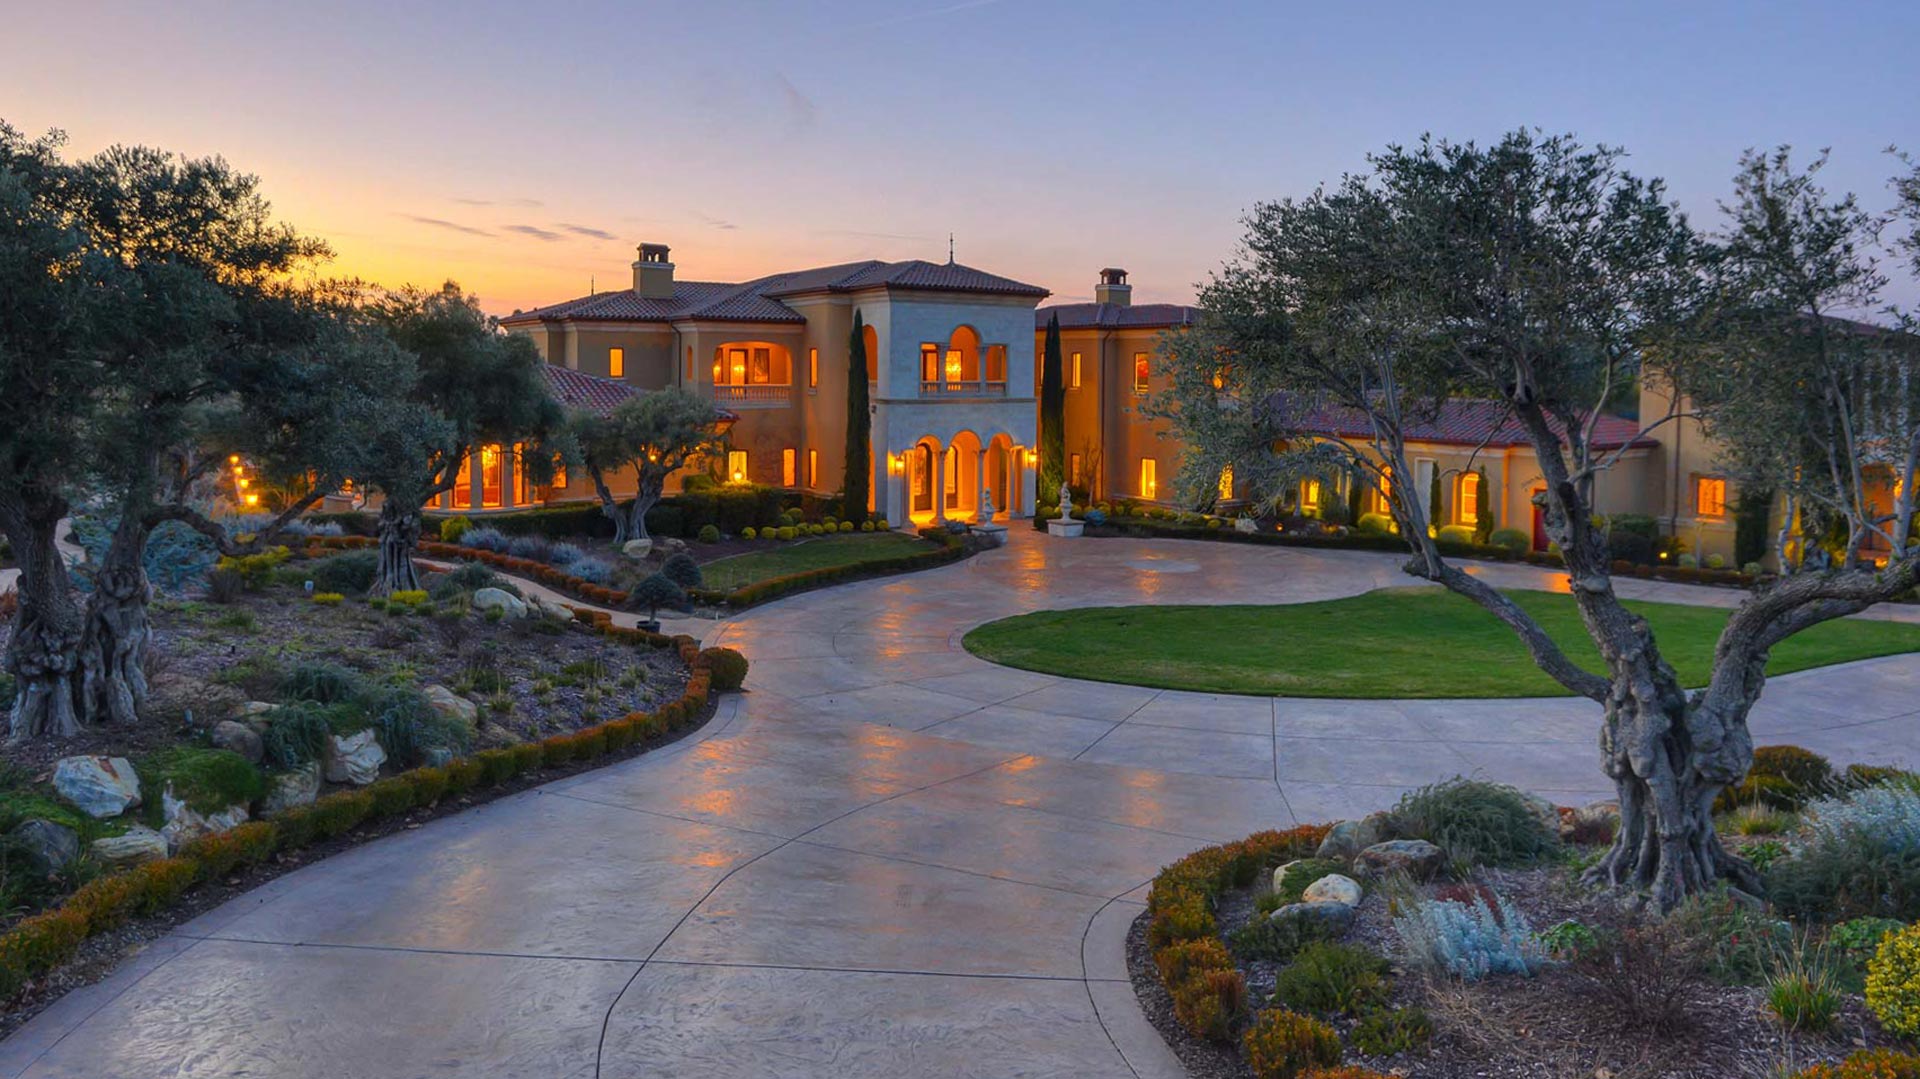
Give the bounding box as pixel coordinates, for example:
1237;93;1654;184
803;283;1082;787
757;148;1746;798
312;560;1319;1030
713;384;791;407
919;379;1008;398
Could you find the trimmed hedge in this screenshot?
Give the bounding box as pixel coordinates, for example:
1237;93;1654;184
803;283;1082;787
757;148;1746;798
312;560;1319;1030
0;624;724;1005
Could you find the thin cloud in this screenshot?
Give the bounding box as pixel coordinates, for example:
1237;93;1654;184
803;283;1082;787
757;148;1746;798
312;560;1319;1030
503;224;563;242
452;196;544;208
696;212;739;231
560;223;618;241
406;215;492;237
773;72;817;126
852;0;1005;31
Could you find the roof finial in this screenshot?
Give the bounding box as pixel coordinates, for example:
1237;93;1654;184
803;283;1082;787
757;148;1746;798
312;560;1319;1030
589;275;596;296
948;233;955;265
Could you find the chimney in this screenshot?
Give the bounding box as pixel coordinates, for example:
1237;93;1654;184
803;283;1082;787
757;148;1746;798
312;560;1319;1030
1095;267;1131;307
633;242;674;299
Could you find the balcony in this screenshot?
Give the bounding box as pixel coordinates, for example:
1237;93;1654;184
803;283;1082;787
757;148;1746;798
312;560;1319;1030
919;379;1008;398
714;384;791;408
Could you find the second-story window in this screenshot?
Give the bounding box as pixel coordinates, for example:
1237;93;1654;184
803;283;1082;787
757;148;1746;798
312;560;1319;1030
1696;476;1728;518
1070;352;1083;390
1133;353;1150;395
808;348;818;390
920;344;940;384
609;347;625;379
985;345;1006;384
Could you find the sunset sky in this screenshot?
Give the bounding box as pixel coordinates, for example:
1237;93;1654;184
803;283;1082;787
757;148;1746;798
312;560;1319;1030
5;0;1917;315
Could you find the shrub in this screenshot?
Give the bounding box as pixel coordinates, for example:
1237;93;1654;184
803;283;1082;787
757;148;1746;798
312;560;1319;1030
439;515;474;544
1389;778;1558;867
388;589;429;608
1671;889;1792;984
661;551;704;589
139;747;266;816
214;547;290;590
1572;918;1708;1034
439;560;507;596
1170;966;1246;1041
307;550;379;595
1488;527;1530;556
700;647;748;692
1242;1008;1341;1079
280;661;368;707
777;526;796;541
696;524;721;543
475;748;518;786
1539;919;1598;959
1725;802;1796;836
1832;917;1905;963
506;534;553;562
1435;524;1475;546
262;702;339;770
1355;513;1394;535
365;777;418;818
311;592;345;606
1767;949;1843;1033
1792;1050;1920;1078
1350;1006;1432;1056
741;527;756;540
309;789;376;838
1752;744;1836;793
1392;887;1542;979
462;526;508;552
1270;858;1349;907
369;686;471;767
549;541;586;566
1153;936;1234;986
0;907;88;998
1869;923;1920;1037
1270;941;1389;1015
180;821;277;880
1772;787;1920;921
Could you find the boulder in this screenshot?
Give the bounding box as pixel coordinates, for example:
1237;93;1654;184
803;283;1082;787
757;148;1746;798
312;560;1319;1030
1315;815;1386;861
160;785;250;852
1515;789;1562;835
91;826;168;867
472;587;528;619
620;538;654;560
652;537;688;559
261;764;321;816
13;819;79;872
232;701;278;732
1271;859;1300;893
533;597;574;622
1356;838;1446;881
422;747;456;769
1301;873;1364;907
1234;517;1257;534
211;720;265;764
1268;900;1355;937
52;756;142;818
423;684;479;727
477;721;523;748
324;729;387;786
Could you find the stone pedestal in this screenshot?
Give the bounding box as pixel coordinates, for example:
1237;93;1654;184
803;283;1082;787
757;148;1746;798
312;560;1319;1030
1046;519;1084;538
971;522;1008;548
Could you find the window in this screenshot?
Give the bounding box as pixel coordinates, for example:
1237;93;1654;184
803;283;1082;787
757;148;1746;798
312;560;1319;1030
714;346;787;386
944;447;960;509
985;345;1007;384
727;450;748;484
1218;465;1233;501
920;343;940;383
1457;471;1480;526
1303;478;1322;513
480;444;503;508
808;348;818;390
1070;352;1083;390
452;452;472;507
1069;453;1083;486
1139;457;1158;499
808;449;819;488
1696;476;1728;518
609;347;624;379
782;448;796;487
550;458;568;492
513;442;528;505
1134;353;1151;395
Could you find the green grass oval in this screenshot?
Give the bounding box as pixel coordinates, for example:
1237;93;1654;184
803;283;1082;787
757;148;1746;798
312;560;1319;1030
959;587;1920;698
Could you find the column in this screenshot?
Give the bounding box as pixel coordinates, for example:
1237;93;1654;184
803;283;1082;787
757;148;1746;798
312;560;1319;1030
467;450;483;512
932;447;948;525
976;447;991;521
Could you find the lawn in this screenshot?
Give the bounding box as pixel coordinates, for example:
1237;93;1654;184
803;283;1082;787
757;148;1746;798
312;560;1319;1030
696;531;938;593
960;586;1920;698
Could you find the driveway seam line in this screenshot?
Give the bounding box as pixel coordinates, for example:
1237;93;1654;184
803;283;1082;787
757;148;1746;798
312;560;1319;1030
1071;690;1164;761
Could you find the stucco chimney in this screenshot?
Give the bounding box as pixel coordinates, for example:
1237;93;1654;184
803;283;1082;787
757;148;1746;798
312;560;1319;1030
633;243;674;299
1095;267;1131;307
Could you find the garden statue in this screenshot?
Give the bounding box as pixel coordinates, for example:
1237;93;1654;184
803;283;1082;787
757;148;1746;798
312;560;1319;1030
981;488;995;519
1057;484;1074;522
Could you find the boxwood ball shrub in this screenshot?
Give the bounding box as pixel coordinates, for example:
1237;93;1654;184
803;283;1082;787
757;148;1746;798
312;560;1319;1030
307;550;379;595
438;515;474;544
1435;524;1476;546
1242;1008;1341;1079
1488;527;1530;556
700;647;748;691
696;524;721;543
1868;922;1920;1037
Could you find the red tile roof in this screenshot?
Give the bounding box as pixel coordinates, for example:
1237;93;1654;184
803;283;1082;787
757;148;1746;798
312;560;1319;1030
539;364;739;424
1036;302;1201;331
502;259;1047;328
1283;396;1653;451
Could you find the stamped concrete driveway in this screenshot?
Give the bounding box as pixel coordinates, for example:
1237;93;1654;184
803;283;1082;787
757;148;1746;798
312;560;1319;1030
6;529;1920;1078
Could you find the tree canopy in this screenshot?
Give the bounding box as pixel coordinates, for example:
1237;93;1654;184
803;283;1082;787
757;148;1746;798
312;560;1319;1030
570;387;725;545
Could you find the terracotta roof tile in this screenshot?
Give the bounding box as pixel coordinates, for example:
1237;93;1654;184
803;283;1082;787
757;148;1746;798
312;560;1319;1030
541;365;638;415
1037;302;1200;331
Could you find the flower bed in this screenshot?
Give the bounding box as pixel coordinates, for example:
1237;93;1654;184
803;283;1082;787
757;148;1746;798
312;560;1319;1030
0;626;724;1009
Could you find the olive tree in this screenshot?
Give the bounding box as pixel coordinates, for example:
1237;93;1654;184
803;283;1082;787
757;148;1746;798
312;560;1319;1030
1155;131;1919;910
570;387;726;546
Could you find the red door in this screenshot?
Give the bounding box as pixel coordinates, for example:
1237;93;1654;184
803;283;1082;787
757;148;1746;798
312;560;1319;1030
1530;487;1548;551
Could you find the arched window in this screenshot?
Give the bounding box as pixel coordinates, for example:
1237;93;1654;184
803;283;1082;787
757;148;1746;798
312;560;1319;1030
1457;471;1480;526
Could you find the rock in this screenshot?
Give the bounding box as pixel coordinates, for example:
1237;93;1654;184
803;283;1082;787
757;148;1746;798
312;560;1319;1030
160;785;250;852
652;537;688;559
324;729;387;786
423;684;479;727
1315;816;1385;861
1515;788;1562;835
1301;873;1363;907
211;720;265;764
13;819;80;871
1269;900;1355;937
1356;839;1446;881
421;747;456;769
52;756;142;818
1234;517;1257;534
472;587;528;619
1271;859;1300;893
232;701;278;732
476;722;522;748
620;538;653;560
261;764;321;816
533;597;573;622
147;675;243;727
91;826;168;867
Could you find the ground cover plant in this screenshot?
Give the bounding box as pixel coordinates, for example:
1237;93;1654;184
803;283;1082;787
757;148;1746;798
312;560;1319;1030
961;588;1920;698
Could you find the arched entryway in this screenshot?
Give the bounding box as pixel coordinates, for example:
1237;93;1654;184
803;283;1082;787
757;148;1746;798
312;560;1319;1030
986;433;1018;519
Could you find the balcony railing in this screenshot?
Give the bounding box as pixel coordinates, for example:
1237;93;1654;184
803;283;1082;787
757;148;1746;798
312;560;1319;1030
919;379;1008;398
714;384;791;408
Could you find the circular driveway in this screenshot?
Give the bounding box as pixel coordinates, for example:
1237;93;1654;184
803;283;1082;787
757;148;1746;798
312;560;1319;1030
6;529;1919;1078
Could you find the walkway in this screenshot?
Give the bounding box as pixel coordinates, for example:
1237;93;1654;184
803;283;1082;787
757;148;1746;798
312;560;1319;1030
6;530;1919;1077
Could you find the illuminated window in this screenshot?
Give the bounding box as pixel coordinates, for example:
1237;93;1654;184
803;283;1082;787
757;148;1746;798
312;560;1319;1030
452;453;472;507
1134;353;1151;395
1211;365;1229;390
1457;471;1480;525
920;344;940;383
1696;476;1728;518
808;348;818;389
808;449;819;488
1139;457;1158;499
782;448;796;487
1070;352;1083;389
944;348;963;385
513;442;527;505
1218;465;1233;501
480;444;503;508
985;345;1007;383
551;458;567;490
1069;453;1082;486
609;348;624;379
728;450;748;484
1303;478;1322;512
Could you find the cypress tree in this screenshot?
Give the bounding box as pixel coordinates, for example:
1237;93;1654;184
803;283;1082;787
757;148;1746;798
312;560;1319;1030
844;310;871;522
1474;467;1494;543
1346;465;1365;526
1038;313;1066;512
1427;467;1443;533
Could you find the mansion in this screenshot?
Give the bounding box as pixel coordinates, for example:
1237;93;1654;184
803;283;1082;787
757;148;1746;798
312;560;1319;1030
477;243;1758;564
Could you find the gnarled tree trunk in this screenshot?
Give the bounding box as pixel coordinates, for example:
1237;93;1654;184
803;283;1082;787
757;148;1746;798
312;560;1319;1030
78;514;153;726
589;466;631;546
626;470;663;546
372;500;421;596
3;496;85;741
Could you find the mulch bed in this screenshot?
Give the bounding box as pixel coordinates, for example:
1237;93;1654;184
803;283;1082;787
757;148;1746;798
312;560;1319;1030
1129;863;1896;1079
0;692;719;1042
